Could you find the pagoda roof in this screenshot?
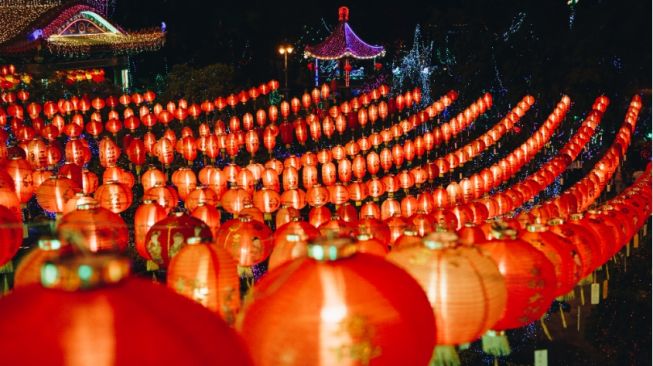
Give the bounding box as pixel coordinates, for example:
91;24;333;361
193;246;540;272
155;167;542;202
0;1;164;57
304;6;385;60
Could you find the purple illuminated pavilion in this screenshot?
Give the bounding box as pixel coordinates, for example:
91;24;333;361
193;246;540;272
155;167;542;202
304;6;385;88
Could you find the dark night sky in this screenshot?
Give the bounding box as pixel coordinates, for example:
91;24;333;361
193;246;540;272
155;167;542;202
112;0;651;96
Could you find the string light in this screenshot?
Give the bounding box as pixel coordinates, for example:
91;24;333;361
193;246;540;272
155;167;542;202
304;8;385;60
392;25;433;107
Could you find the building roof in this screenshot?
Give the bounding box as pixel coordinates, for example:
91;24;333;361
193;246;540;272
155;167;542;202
304;6;385;61
0;0;164;57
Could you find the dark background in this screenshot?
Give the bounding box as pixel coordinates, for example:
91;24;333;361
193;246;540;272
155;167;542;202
112;0;651;103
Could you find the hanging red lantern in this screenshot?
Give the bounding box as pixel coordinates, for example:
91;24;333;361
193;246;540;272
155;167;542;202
269;219;321;270
0;254;252;365
219;215;273;268
35;176;80;214
94;181;131;214
478;226;556;332
142;211;213;269
238;237;436;366
388;232;506;353
57;202;128;252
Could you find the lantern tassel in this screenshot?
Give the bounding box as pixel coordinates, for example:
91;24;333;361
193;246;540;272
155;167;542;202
1;274;9;295
540;317;553;341
482;330;511;357
0;260;13;274
580;286;585;306
146;260;160;272
559;304;567;329
429;345;460;366
238;266;255;290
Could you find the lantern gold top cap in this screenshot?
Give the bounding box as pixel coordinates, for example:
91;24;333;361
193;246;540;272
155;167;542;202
38;237;62;251
307;237;356;261
41;254;130;291
489;223;516;240
547;218;565;226
569;212;584;221
423;231;458;250
526;223;547;232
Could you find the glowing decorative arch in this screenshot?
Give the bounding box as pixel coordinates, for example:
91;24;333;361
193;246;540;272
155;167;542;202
55;10;121;36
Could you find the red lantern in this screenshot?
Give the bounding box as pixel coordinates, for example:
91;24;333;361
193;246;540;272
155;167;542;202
238;237;436;366
57;203;128;252
0;255;252;365
479;227;556;330
219;215;273;268
388;232;506;347
168;237;240;322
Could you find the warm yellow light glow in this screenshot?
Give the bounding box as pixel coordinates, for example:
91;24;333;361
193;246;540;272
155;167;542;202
278;44;293;55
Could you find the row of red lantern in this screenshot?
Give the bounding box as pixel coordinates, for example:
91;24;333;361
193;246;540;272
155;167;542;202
537;94;642;219
0;92;561;221
1;177;649;366
0;81;389;135
446;94;534;168
476;95;606;221
0;79;280;116
141;90;456;169
0;84;408;159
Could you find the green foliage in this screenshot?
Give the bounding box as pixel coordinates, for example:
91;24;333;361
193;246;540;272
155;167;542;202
161;63;235;102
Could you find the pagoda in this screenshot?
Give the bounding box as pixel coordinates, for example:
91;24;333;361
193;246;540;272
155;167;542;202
304;6;385;88
0;0;165;88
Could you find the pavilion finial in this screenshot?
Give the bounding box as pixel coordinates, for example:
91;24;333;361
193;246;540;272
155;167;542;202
338;6;349;22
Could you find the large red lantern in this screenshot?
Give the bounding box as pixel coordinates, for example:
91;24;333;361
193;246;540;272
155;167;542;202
478;226;556;352
388;232;506;361
238;237;435;366
0;254;252;365
519;224;580;297
0;204;22;267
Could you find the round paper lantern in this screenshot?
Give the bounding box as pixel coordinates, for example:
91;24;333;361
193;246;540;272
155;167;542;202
519;223;580;297
387;232;506;362
0;204;22;267
35;176;80;214
221;186;252;215
384;214;409;246
478;226;556;331
143;211;213;269
0;254;252;365
191;203;222;240
220;215;273;270
358;216;391;246
94;181;131;214
57;203;128;253
355;233;388;256
269;219;321;270
168;237;240;323
143;184;178;214
547;217;601;278
457;223;486;245
134;199;167;263
237;238;436;366
14;237;66;288
393;228;422;250
185;185;219;212
308;205;331;228
4;157;34;204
